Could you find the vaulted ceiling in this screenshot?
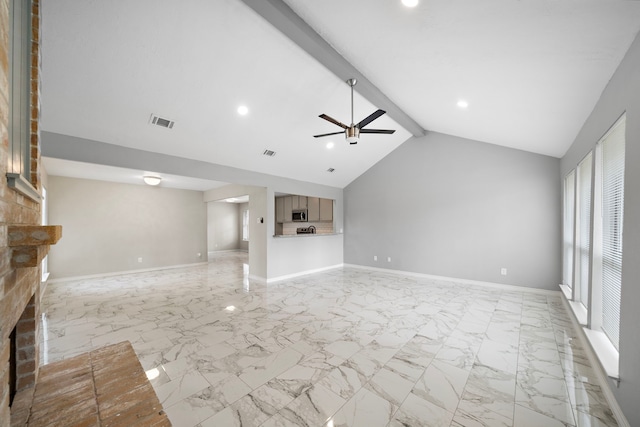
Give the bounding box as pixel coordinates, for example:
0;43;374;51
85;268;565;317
41;0;640;189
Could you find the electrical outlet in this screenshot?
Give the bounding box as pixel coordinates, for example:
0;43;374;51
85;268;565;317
374;255;377;261
387;257;391;262
138;257;143;263
501;268;507;275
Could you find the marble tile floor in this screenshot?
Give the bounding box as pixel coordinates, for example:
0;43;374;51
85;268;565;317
39;252;618;427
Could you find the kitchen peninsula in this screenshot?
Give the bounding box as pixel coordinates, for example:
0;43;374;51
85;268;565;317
274;194;335;236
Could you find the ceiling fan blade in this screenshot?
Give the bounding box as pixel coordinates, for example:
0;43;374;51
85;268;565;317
319;114;348;129
313;131;345;138
357;109;386;129
360;129;396;134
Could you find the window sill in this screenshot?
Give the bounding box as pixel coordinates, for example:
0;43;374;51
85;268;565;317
559;284;620;384
560;285;588;326
7;173;41;202
583;328;619;382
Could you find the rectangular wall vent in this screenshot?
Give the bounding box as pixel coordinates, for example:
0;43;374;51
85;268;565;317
263;150;276;157
149;114;175;129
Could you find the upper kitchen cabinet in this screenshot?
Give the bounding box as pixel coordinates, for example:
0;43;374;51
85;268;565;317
292;196;307;210
275;194;334;224
276;197;285;223
283;196;293;222
319;198;333;221
307;197;320;221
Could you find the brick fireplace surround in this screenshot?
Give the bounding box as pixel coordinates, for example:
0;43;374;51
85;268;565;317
0;0;49;424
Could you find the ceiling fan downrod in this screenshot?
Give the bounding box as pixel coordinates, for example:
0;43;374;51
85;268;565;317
347;78;357;126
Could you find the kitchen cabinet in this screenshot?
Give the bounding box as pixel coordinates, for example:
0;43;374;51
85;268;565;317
275;194;333;225
276;197;285;223
319;198;333;221
283;196;293;222
292;196;307;210
307;197;320;221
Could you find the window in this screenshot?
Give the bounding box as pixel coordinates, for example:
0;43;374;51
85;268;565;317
599;115;625;350
575;152;593;308
7;0;39;201
242;210;249;241
563;170;575;288
560;115;626;378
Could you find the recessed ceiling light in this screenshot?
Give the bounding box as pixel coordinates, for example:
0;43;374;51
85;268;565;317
457;100;469;109
326;142;334;149
225;305;236;312
237;105;249;115
402;0;419;7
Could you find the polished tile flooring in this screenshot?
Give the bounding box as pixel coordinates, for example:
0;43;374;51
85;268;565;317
40;252;618;427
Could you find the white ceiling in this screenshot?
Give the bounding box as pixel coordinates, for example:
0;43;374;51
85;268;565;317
40;0;640;190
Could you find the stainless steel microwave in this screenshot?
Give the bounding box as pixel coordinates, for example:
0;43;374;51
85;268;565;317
292;209;307;222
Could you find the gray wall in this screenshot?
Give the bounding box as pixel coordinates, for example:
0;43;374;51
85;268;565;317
48;176;207;278
344;132;561;290
207;201;241;253
561;32;640;427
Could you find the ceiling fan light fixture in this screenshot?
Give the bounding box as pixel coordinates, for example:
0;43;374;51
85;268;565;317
143;175;162;186
346;127;360;144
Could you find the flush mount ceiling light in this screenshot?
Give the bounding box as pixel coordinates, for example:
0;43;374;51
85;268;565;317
143;175;162;186
402;0;419;7
237;105;249;116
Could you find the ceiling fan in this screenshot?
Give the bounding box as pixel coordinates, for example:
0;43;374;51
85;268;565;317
314;78;396;144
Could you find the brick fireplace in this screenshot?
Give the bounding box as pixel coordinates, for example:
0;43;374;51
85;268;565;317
8;295;39;406
0;0;49;425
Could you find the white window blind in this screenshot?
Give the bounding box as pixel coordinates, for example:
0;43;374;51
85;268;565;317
600;117;625;350
563;171;575;288
577;152;593;307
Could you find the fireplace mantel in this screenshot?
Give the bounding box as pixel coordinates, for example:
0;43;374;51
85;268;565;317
8;225;62;268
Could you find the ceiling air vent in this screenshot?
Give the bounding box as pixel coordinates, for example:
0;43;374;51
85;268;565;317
327;168;335;173
149;114;175;129
263;149;276;157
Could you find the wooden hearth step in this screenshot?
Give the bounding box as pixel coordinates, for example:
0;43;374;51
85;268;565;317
23;341;170;426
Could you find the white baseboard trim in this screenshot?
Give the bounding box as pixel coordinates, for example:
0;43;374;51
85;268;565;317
343;263;560;295
248;274;267;283
47;262;209;284
559;289;628;427
267;264;344;283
